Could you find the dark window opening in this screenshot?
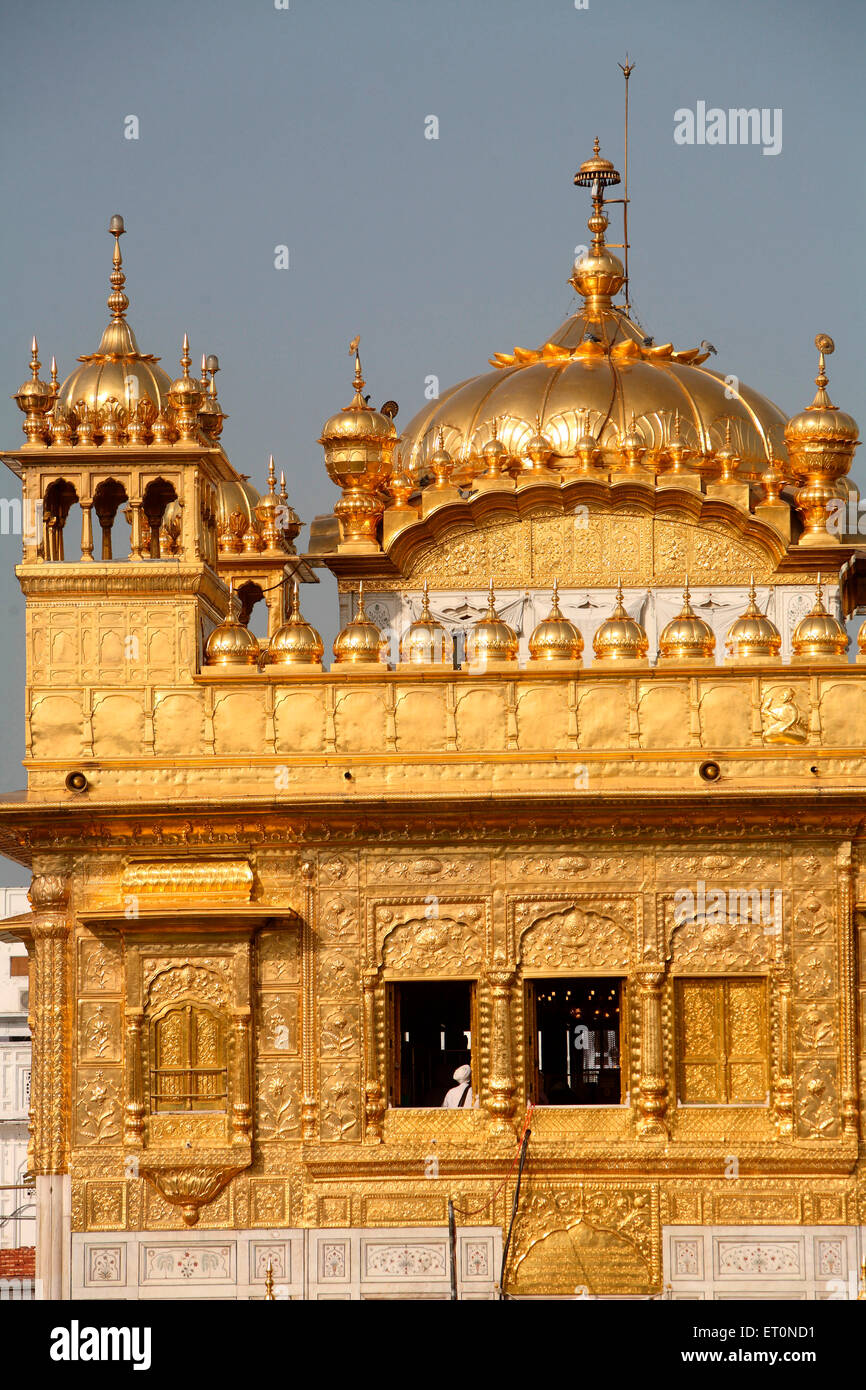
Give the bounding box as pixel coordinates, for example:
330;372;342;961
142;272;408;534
526;976;625;1106
388;981;474;1108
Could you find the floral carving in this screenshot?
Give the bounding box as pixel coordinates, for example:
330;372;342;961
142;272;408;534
718;1242;800;1274
320;1005;360;1057
379;907;484;975
76;1071;121;1144
146;961;229;1010
796;1063;840;1138
256;1067;301;1139
517;900;632;970
320;1066;360;1141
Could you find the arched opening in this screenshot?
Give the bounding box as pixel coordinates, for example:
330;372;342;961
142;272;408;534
42;478;79;561
92;477;129;560
235;579;266;634
141;477;178;559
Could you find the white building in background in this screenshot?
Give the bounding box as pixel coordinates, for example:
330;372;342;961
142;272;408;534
0;887;34;1250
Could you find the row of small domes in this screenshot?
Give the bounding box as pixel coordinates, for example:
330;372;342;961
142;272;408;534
205;576;854;668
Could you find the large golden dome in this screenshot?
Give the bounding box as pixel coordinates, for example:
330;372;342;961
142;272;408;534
401;582;454;666
401;143;788;482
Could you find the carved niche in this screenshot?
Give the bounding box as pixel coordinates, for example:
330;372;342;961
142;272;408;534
515;898;634;972
375;900;486;976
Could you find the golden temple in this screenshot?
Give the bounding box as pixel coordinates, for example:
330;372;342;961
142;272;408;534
2;133;866;1300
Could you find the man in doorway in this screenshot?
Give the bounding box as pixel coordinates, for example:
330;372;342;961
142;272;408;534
442;1063;474;1108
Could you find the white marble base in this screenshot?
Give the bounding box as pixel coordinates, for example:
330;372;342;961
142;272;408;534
664;1226;866;1301
70;1225;501;1300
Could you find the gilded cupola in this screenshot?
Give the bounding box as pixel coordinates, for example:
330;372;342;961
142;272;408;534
466;583;519;666
51;216;175;436
333;583;389;665
592;582;649;663
785;335;859;546
204;586;261;667
725;578;782;661
267;581;324;667
528;581;583;662
791;576;849;660
320;337;399;553
14;337;54;445
658;581;716;662
400;582;454;667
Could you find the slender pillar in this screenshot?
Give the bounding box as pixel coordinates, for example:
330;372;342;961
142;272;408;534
27;872;72;1301
300;861;318;1140
128;501;143;559
486;968;516;1137
231;1012;252;1141
838;843;859;1137
773;975;794;1138
79;500;94;561
362;969;384;1141
636;968;668;1138
123;1009;145;1145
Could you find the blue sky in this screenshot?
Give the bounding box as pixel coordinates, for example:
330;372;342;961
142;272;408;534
0;0;863;884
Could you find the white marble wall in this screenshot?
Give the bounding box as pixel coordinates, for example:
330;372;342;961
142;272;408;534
71;1226;501;1300
355;585;841;667
665;1226;865;1300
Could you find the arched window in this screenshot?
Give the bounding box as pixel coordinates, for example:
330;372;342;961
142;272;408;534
141;478;178;559
43;478;79;561
92;477;129;560
149;1004;227;1113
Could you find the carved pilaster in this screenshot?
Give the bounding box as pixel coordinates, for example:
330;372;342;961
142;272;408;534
362;969;384;1141
486;966;516;1137
300;860;318;1140
772;975;794;1138
27;872;72;1175
838;842;858;1137
123;1009;145;1146
231;1011;252;1142
636;968;668;1138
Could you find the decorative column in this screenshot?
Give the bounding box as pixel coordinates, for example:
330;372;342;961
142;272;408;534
128;500;143;559
230;1011;253;1142
773;973;794;1138
300;861;318;1140
79;500;94;561
362;969;384;1141
123;1009;145;1145
636;968;668;1138
27;871;72;1302
486;966;516;1138
837;843;859;1138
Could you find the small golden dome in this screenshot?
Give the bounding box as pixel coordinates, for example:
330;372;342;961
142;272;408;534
333;583;389;665
785;337;858;449
481;421;508;477
467;582;519;663
659;581;716;660
529;581;583;661
791;576;849;658
320;340;397;445
401;581;454;665
267;582;324;666
523;416;555;471
725;578;782;659
592;581;649;661
858;619;866;657
429;428;455;484
204;589;260;667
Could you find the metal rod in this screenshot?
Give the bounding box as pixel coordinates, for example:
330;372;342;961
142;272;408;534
498;1123;532;1299
447;1198;458;1301
618;56;635;316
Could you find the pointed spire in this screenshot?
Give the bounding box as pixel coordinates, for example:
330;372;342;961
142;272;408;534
106;215;129;321
289;578;301;619
420;578;432;618
180;333;192;380
29;336;41;381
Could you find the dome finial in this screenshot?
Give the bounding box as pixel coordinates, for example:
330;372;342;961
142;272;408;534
571;137;624;307
348;334;365;405
267;454;277;495
812;334;835;407
107;215;129;322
